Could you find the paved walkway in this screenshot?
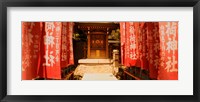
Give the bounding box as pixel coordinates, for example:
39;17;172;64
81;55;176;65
74;64;114;77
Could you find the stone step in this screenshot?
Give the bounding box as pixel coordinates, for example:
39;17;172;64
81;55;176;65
78;59;112;64
74;64;114;76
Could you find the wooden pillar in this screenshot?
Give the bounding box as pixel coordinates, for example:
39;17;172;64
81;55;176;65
87;27;91;58
106;28;109;58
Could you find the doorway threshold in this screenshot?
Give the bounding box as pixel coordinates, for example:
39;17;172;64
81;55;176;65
78;59;112;64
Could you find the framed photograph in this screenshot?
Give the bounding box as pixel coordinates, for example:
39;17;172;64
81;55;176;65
0;0;199;102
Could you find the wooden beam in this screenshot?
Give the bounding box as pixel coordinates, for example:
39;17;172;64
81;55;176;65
75;22;119;28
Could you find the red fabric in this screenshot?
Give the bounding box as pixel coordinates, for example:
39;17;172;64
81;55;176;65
120;22;126;65
61;22;74;68
146;22;160;79
134;23;140;67
39;22;62;79
128;22;138;66
120;22;138;67
67;22;74;65
124;23;130;66
120;22;178;80
61;23;69;67
158;22;178;80
22;22;74;80
22;22;42;80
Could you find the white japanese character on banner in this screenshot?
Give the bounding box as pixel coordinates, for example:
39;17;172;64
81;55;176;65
171;22;177;35
166;38;177;53
170;56;178;72
56;26;61;35
55;37;59;43
160;55;165;61
129;26;134;34
160;36;165;43
43;53;50;67
22;53;31;71
160;25;165;36
160;61;165;67
165;56;178;72
130;52;137;60
43;51;55;67
56;50;59;55
49;55;55;66
165;22;177;36
44;35;55;48
56;43;60;49
130;34;135;42
55;55;59;62
46;22;55;31
130;43;136;50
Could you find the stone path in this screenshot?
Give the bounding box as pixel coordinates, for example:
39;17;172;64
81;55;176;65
74;64;115;77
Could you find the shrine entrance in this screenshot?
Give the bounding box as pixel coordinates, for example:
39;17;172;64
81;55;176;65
74;22;120;59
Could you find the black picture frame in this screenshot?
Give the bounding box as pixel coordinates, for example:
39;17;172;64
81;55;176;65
0;0;199;102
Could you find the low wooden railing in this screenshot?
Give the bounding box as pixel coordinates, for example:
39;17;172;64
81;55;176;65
123;70;141;80
117;66;150;80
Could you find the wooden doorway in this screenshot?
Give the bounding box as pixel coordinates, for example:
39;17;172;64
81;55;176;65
90;34;106;58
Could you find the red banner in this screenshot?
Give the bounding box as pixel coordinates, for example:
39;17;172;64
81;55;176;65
22;22;42;80
146;22;160;79
120;22;138;67
61;22;68;67
61;22;74;68
158;22;178;80
67;22;74;65
120;22;126;65
22;22;74;80
120;22;178;80
38;22;62;79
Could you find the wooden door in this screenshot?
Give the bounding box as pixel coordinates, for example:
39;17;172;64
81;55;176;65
90;34;106;58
